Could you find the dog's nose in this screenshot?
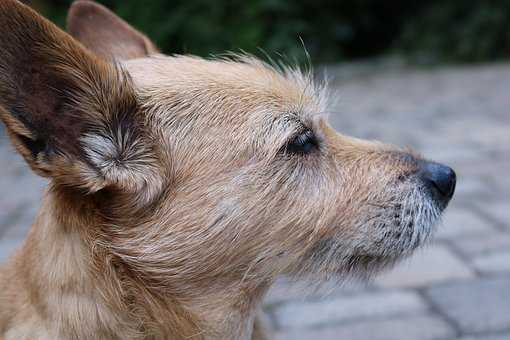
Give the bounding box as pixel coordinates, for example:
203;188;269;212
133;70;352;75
418;160;456;204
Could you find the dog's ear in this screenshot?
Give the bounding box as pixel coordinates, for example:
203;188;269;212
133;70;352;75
67;0;159;60
0;0;160;194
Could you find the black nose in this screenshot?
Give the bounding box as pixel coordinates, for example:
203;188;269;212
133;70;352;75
418;160;456;204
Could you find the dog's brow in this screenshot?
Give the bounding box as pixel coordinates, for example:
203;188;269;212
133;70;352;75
265;113;305;147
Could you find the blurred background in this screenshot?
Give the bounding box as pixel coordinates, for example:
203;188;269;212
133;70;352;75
26;0;510;64
1;1;510;340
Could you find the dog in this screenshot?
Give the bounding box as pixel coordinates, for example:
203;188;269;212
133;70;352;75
0;1;456;339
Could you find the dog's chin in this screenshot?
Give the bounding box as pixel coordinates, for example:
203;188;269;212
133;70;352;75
368;181;448;256
297;186;447;281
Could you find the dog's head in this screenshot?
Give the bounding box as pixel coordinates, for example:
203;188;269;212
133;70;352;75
0;0;455;290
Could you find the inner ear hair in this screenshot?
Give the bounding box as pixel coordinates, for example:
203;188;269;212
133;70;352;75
0;0;161;196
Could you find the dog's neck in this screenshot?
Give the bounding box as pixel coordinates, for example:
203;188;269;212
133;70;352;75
5;187;265;340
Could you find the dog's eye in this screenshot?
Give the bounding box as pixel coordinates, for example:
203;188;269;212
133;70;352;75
285;129;318;155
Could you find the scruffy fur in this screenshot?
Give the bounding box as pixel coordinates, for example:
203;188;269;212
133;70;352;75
0;1;451;339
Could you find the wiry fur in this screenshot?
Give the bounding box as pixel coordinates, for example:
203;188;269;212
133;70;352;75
0;1;452;339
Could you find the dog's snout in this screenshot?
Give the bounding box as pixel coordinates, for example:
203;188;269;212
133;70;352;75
417;160;456;204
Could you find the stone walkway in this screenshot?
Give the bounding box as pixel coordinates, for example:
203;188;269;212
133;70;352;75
1;63;510;340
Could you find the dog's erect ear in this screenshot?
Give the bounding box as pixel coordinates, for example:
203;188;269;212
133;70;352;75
0;0;160;194
67;0;159;60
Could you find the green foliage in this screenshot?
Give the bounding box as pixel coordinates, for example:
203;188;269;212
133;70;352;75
399;1;510;62
31;0;510;64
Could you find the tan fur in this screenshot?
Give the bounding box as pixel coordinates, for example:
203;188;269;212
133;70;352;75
67;0;159;61
0;1;452;339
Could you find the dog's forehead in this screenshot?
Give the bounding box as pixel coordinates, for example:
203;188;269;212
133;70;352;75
123;55;325;123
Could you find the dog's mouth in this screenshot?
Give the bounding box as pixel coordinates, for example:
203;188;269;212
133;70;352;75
388;182;445;253
365;167;455;257
298;179;451;280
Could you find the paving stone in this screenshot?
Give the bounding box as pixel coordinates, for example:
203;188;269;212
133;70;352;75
1;221;32;242
272;290;426;329
1;203;38;241
425;277;510;334
0;176;46;209
490;176;510;199
452;176;491;199
0;239;21;263
471;251;510;274
0;200;23;225
459;333;510;340
468;157;510;177
453;233;510;257
481;201;510;230
274;315;455;340
375;245;474;288
435;206;496;241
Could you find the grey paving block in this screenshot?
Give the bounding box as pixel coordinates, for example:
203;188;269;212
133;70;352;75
272;290;426;329
0;176;46;205
1;220;32;242
471;251;510;274
425;277;510;334
274;314;455;340
482;201;510;230
1;204;37;241
453;233;510;257
459;333;510;340
452;175;491;200
0;239;21;263
436;206;496;241
375;245;474;288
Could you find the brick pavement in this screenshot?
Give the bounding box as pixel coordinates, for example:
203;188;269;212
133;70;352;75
1;62;509;339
